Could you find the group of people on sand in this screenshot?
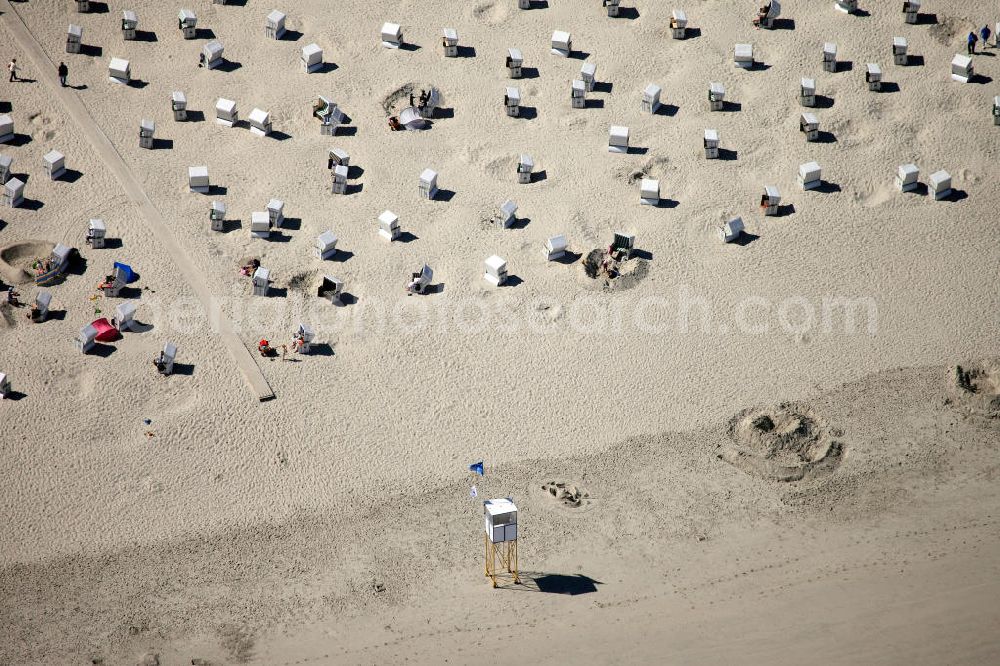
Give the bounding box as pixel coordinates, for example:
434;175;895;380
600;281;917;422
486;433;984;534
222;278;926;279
240;258;260;277
388;89;433;131
5;286;45;322
258;333;306;360
31;257;53;276
968;25;993;54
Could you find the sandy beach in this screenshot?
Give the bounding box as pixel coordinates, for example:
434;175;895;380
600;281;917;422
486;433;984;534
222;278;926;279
1;0;998;663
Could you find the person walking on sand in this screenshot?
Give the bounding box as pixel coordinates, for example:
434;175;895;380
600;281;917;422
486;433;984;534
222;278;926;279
8;59;17;83
981;25;992;49
57;62;68;87
968;31;978;55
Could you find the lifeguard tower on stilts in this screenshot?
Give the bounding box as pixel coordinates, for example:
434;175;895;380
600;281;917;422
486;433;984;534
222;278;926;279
484;498;520;588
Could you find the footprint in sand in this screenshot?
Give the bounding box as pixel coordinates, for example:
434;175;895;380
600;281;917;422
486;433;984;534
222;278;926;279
470;1;509;25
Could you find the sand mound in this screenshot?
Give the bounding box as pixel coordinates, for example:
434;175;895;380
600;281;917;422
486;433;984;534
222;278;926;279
0;303;17;330
581;249;649;291
719;403;844;482
535;480;596;512
541;481;590;508
946;361;1000;418
615;156;671;185
929;15;961;45
287;270;316;295
0;240;54;285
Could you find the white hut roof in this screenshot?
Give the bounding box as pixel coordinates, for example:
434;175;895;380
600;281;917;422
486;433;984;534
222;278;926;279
216;98;237;113
485;255;507;272
484;498;517;517
420;168;438;184
704;129;719;141
204;40;224;57
249;108;270;124
68;24;83;37
443;28;458;41
928;170;951;186
317;230;338;248
644;83;662;97
52;244;72;262
172;90;186;104
799;162;821;179
505;86;521;101
267;10;286;23
519;154;533;168
88;218;106;231
507;47;523;61
378;210;398;225
115;301;137;318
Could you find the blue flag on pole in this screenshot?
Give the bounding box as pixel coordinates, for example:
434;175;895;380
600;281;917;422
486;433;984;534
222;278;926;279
469;461;484;476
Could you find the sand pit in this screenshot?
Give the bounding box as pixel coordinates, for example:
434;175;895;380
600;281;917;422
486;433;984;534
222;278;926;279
581;249;649;291
382;83;443;117
946;361;1000;418
537;480;594;511
719;403;844;482
0;240;54;285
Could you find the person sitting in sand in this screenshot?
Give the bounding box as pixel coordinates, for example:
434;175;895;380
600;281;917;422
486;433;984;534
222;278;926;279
258;339;277;357
6;286;21;306
98;275;115;291
752;4;770;28
240;259;260;277
388;116;401;131
152;352;166;372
